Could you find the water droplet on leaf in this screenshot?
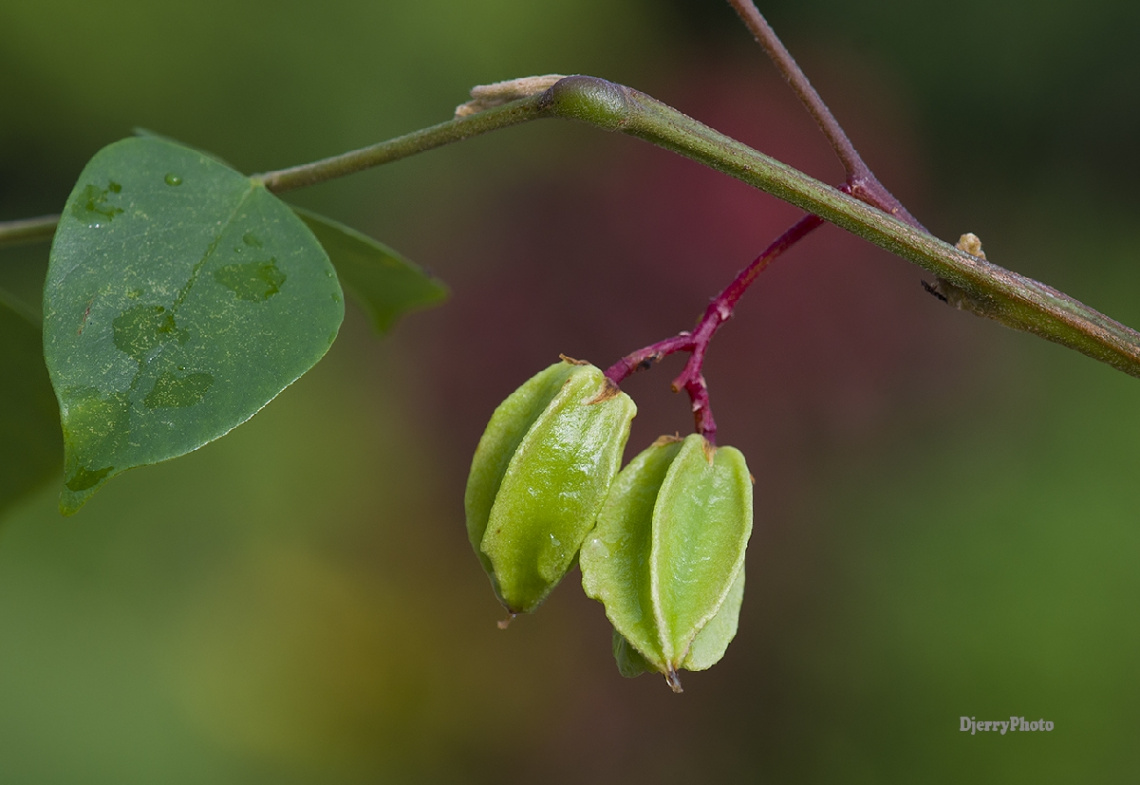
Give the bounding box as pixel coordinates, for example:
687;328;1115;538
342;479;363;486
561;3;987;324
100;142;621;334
164;173;183;186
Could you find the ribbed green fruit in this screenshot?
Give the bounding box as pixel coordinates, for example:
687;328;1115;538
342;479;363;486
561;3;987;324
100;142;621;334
581;433;752;691
465;357;636;616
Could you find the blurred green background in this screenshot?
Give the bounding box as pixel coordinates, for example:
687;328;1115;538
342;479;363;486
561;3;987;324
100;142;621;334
3;0;1140;782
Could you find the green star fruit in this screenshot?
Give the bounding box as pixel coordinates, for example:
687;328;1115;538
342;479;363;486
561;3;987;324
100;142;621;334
581;433;753;692
465;357;636;617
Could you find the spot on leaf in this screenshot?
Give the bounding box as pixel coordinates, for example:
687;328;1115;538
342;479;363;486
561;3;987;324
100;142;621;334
214;260;286;301
70;181;124;226
144;371;214;408
113;304;188;362
65;465;115;492
59;387;130;495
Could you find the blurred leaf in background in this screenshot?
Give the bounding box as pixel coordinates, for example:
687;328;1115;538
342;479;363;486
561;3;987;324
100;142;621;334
294;207;447;334
2;0;1140;782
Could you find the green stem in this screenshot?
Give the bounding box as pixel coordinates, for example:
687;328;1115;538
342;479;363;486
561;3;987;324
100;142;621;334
540;76;1140;379
0;215;61;247
253;98;550;192
0;98;554;246
5;76;1140;379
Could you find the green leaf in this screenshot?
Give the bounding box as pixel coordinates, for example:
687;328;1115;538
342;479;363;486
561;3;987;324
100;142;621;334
0;294;61;518
294;207;446;334
130;128;234;168
44;137;344;514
